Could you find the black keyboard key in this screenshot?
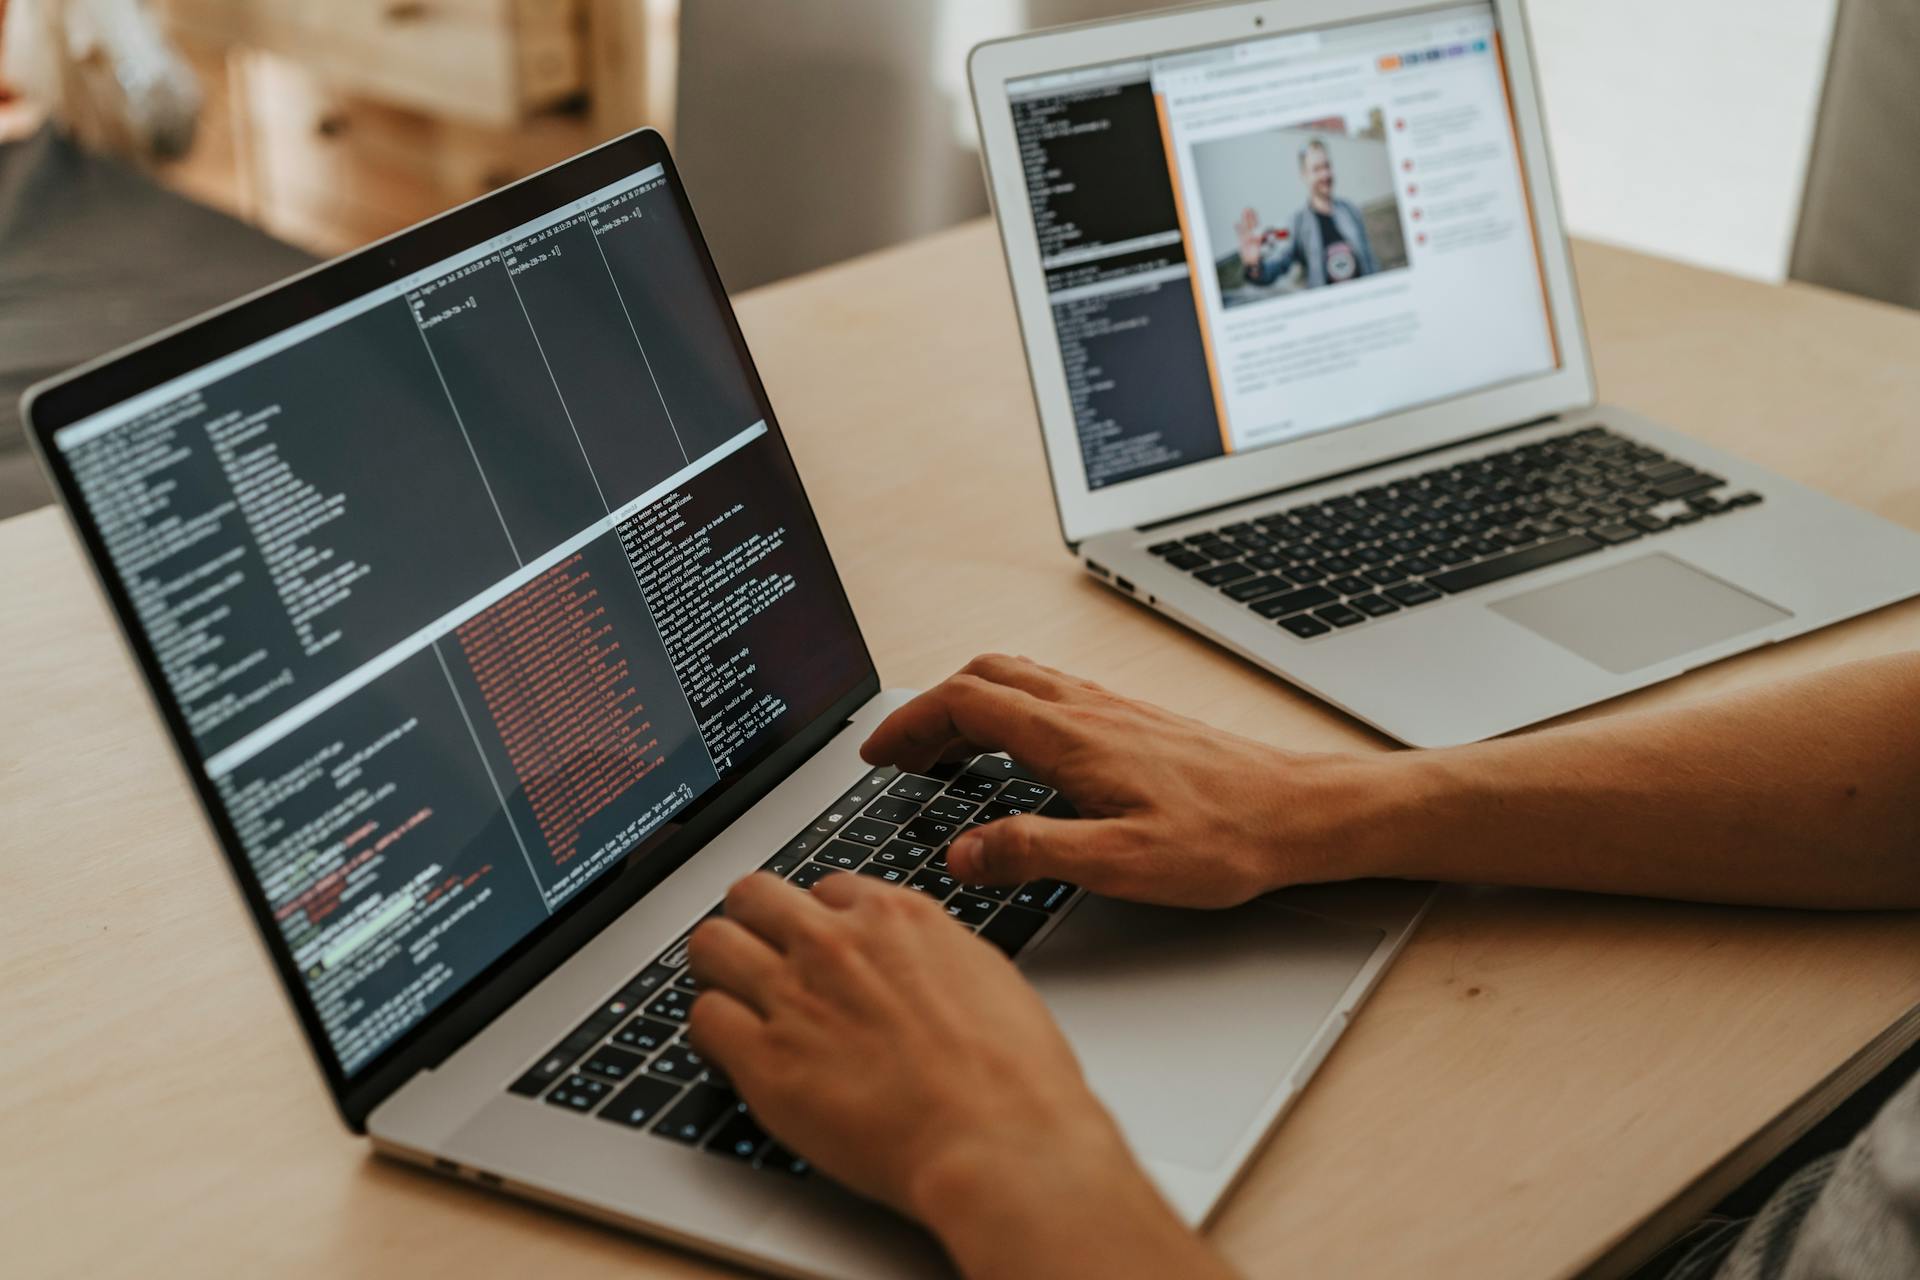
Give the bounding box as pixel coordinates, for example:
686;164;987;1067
1279;614;1331;637
789;862;844;890
1282;564;1327;585
1590;522;1641;545
1649;471;1723;500
613;1016;680;1053
781;829;837;859
649;1042;708;1083
705;1105;770;1161
813;841;870;870
965;756;1039;782
907;869;959;899
654;1083;738;1144
943;775;1001;802
1313;604;1366;628
1165;550;1208;571
1384;581;1443;606
863;795;921;824
598;1076;684;1129
899;818;958;846
509;1050;577;1097
581;1046;649;1082
1690;493;1728;515
1194;561;1255;586
1008;879;1073;913
887;774;942;803
759;849;804;878
1628;511;1668;533
997;781;1051;809
618;962;681;1003
872;839;935;870
546;1074;612;1112
972;801;1028;824
1351;593;1399;618
840;817;896;847
963;882;1013;901
1364;564;1408;586
1725;491;1763;508
1328;575;1371;596
1223;574;1290;602
1147;541;1184;556
979;905;1048;958
756;1143;812;1177
858;862;913;884
645;988;696;1023
1250;585;1336;618
922;796;979;823
1426;534;1601;594
946;893;999;928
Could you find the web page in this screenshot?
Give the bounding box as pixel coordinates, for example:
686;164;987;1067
1007;3;1558;490
55;165;869;1076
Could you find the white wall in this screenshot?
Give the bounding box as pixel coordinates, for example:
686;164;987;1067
1523;0;1837;282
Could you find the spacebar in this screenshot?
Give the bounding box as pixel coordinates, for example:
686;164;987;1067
1428;534;1603;594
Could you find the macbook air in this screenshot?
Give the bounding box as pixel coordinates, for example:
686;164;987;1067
24;129;1428;1277
970;0;1920;747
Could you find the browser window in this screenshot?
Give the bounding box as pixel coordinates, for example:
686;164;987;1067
1007;3;1558;490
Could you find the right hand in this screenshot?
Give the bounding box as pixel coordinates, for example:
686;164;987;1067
859;655;1388;907
1236;207;1266;269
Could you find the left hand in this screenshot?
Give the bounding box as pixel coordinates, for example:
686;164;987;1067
685;870;1127;1215
685;871;1239;1279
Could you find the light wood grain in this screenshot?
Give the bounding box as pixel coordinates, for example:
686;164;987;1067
2;222;1917;1278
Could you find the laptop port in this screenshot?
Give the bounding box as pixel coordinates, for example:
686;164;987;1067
1114;576;1137;595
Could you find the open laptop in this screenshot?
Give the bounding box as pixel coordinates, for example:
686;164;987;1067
23;130;1429;1277
970;0;1920;748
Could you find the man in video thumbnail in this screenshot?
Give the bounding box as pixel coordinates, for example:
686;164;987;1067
1236;138;1379;288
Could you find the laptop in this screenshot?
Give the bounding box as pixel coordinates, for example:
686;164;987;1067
970;0;1920;748
23;130;1429;1277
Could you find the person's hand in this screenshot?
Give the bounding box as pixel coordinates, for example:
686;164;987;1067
686;872;1236;1278
1236;206;1266;269
860;654;1393;907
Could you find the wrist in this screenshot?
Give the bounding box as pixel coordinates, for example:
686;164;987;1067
906;1112;1165;1267
1264;748;1458;888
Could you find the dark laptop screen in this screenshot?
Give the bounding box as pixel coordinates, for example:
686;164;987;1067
48;159;869;1078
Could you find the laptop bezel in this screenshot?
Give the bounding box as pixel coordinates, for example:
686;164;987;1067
22;129;880;1131
969;0;1596;548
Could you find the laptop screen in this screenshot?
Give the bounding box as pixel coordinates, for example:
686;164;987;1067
49;158;870;1079
1005;2;1558;491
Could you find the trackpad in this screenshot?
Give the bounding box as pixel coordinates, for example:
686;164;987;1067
1490;553;1790;674
1022;896;1381;1173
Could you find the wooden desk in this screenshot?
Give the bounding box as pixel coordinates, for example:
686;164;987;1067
3;223;1917;1278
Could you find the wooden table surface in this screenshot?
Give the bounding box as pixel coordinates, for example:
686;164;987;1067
3;221;1918;1279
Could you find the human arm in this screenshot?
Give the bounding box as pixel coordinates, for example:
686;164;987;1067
684;872;1240;1280
859;652;1920;911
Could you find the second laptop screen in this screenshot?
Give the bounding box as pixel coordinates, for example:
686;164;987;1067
1006;2;1558;491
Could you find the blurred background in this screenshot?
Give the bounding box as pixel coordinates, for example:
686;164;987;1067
1;0;1915;518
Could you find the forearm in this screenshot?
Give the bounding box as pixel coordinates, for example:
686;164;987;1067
1339;653;1920;909
912;1133;1238;1280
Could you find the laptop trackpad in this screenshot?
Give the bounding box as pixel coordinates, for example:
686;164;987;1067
1022;896;1382;1173
1489;552;1790;674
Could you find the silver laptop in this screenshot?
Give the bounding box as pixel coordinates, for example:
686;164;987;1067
24;130;1428;1278
971;0;1920;748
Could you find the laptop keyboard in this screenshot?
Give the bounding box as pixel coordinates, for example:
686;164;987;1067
505;754;1080;1175
1147;425;1764;639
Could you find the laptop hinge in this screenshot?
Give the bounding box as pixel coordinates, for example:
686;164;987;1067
1135;413;1565;534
